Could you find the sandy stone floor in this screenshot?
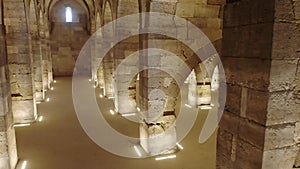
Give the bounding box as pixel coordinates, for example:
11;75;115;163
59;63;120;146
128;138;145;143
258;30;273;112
15;77;216;169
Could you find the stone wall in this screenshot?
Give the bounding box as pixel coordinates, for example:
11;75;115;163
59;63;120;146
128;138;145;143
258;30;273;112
51;23;89;76
267;0;300;167
219;1;274;168
0;9;17;169
50;0;89;76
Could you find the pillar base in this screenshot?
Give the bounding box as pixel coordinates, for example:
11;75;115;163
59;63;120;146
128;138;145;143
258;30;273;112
140;115;177;156
35;91;45;102
12;100;37;123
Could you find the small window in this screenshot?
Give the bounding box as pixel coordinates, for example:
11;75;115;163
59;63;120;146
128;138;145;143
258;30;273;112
65;7;72;22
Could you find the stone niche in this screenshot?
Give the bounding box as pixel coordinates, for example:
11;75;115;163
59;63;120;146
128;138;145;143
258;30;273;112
140;115;177;155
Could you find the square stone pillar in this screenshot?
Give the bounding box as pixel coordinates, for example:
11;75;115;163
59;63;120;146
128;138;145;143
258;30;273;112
4;0;37;123
140;115;177;155
31;38;44;101
218;0;300;168
0;23;18;169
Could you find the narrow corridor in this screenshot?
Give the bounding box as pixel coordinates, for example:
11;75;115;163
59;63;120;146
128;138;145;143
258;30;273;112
15;77;216;169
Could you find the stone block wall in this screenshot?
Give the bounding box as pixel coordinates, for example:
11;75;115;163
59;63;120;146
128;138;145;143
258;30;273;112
50;0;90;76
51;23;89;76
4;0;37;123
219;0;300;168
218;0;274;168
0;21;17;169
265;0;300;168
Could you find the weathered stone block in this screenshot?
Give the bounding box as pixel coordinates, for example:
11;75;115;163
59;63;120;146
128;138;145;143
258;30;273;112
118;0;139;17
238;119;266;149
225;85;241;115
217;128;233;157
274;0;295;21
272;22;300;59
10;82;33;99
264;124;295;150
176;3;195;17
246;89;268;125
140;116;176;155
269;59;298;92
216;155;232;169
219;111;240;134
262;145;299;169
234;139;263;169
267;91;300;125
224;0;274;27
7;53;31;64
222;23;273;59
12;100;36;123
222;57;271;90
150;1;176;14
194;4;220;18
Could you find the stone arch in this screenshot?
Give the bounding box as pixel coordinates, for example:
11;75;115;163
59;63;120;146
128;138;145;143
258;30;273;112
95;11;102;29
84;0;226;164
103;0;113;28
50;0;90;76
47;0;90;21
186;62;220;110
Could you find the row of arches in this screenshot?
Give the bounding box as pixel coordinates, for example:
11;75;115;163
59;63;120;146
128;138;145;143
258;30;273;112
3;0;297;169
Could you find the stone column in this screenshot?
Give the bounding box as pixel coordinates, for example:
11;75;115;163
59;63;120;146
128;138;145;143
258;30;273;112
113;9;140;113
31;36;44;101
45;31;53;86
0;19;18;169
40;37;49;90
100;22;114;97
4;0;37;123
29;1;44;101
103;50;114;97
218;0;299;168
138;1;180;155
39;14;51;90
102;3;115;98
262;0;300;168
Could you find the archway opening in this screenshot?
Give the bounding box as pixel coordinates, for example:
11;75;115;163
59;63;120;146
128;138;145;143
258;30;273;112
50;0;90;76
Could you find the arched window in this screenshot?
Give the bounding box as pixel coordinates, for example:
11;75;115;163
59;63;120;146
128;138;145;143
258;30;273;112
65;7;72;22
